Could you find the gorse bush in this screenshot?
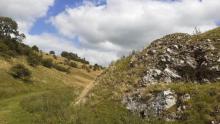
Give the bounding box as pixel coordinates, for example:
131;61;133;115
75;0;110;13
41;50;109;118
49;51;55;55
42;58;53;68
10;64;32;81
53;64;70;73
27;53;42;67
69;62;77;68
82;64;90;72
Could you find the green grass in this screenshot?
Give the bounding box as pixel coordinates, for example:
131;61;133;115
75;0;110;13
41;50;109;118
19;88;78;124
71;100;150;124
71;83;220;124
0;56;97;124
0;87;79;124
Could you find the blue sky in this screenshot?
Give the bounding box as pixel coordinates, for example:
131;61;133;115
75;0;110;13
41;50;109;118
30;0;106;35
30;0;207;35
29;0;107;49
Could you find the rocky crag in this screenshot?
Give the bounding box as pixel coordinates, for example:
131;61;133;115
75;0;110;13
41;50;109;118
87;28;220;123
130;33;220;85
122;32;220;120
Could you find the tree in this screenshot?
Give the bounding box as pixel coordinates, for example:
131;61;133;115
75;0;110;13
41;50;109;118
32;45;39;52
49;51;55;55
0;17;25;41
61;51;90;64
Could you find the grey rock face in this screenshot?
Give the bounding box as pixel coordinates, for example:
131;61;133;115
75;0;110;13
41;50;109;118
122;33;220;120
134;33;220;85
122;89;187;119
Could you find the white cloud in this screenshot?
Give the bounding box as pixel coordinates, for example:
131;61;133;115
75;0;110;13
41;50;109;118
50;0;220;65
0;0;54;32
1;0;220;66
25;33;118;66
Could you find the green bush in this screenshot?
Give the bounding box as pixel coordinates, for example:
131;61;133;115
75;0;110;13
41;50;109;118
54;64;70;73
69;62;77;68
49;51;55;55
42;58;53;68
10;64;32;81
61;51;89;64
0;41;9;52
31;45;39;52
82;64;90;72
27;53;42;67
93;64;101;71
16;43;32;55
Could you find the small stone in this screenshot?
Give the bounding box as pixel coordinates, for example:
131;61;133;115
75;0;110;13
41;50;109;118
167;48;174;54
182;105;186;110
173;45;179;49
207;39;211;42
182;94;191;101
164;67;181;79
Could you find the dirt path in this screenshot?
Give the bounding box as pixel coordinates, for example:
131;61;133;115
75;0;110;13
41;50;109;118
73;81;94;105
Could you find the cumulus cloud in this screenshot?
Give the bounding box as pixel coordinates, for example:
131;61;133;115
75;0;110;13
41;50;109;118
0;0;54;32
50;0;220;63
1;0;220;66
25;33;119;66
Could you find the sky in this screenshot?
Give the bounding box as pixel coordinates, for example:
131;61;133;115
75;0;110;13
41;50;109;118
0;0;220;66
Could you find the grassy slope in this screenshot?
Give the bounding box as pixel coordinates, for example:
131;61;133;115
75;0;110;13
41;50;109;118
69;28;220;124
0;55;101;124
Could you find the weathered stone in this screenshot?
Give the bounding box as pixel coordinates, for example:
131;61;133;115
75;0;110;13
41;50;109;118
123;89;177;118
122;33;220;121
139;36;220;85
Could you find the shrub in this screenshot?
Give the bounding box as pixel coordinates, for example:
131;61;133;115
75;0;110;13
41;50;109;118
49;51;55;55
61;51;89;64
31;45;39;52
16;43;32;55
69;62;77;68
10;64;32;81
53;55;57;59
54;64;70;73
42;58;53;68
82;64;90;72
27;53;42;67
0;41;9;52
93;64;101;71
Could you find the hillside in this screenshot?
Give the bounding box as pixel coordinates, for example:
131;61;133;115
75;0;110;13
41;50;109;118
0;52;102;123
0;17;102;124
73;28;220;124
0;50;102;124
